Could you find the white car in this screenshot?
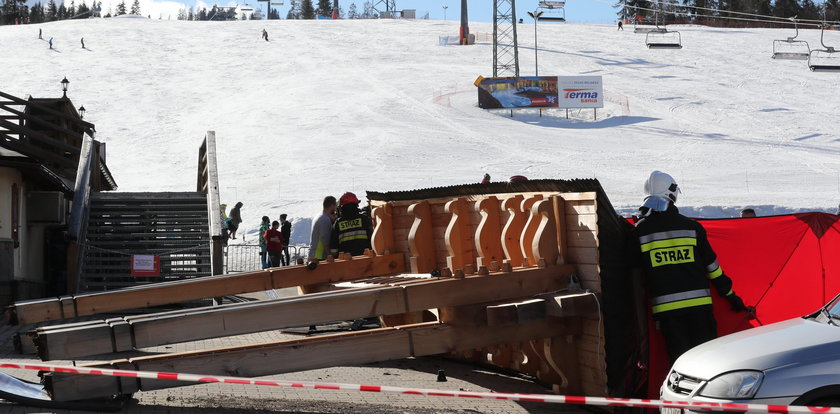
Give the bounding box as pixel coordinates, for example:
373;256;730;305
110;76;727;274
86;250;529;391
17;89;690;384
660;294;840;412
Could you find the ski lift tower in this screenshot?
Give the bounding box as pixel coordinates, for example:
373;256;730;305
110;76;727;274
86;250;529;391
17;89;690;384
373;0;396;18
493;0;520;76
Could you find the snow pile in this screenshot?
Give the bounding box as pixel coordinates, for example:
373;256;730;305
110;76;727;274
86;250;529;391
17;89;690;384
1;18;839;241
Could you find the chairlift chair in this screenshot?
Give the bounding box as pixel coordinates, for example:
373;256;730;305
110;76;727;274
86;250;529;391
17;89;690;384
808;24;840;71
536;1;565;22
645;16;682;49
772;19;810;60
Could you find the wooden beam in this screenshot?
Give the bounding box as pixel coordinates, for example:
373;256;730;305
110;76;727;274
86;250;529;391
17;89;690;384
0;132;76;169
520;195;544;266
371;203;395;255
46;318;582;401
32;265;575;360
0;118;82;154
0;90;95;130
474;196;504;269
407;201;435;273
501;195;526;266
7;253;406;325
444;197;473;272
0;104;87;142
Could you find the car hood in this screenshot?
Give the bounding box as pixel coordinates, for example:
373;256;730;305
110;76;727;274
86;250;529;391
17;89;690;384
672;317;840;380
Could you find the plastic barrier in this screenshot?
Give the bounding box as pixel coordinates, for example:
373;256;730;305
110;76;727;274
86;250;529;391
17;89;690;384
1;362;839;413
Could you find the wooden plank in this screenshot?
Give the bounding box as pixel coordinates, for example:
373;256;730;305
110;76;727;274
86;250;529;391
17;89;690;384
558;192;597;201
567;247;599;265
10;253;405;325
405;264;574;311
501;195;526;266
407;201;436;273
0;118;81;154
48;318;582;401
35;265;574;360
371;203;395;255
567;213;597;232
567;230;598;248
444;198;474;271
0;90;95;129
519;195;544;266
565;201;597;215
542;292;600;318
474;196;505;268
532;199;559;266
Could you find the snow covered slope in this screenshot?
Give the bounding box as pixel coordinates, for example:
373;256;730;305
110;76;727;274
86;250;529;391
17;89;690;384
2;17;839;240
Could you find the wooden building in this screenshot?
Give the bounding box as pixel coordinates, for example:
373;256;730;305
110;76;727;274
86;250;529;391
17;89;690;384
0;89;116;304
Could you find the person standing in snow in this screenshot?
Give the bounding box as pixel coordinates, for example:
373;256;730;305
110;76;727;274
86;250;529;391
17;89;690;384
39;28;42;39
262;29;269;41
228;202;243;240
618;20;623;31
629;170;755;363
481;173;491;184
264;220;285;267
48;38;53;49
279;214;291;266
258;216;271;269
81;38;85;48
309;196;337;260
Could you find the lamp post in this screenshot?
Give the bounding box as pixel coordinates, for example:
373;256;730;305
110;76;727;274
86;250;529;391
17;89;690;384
61;77;69;98
527;11;544;76
78;106;86;119
442;5;447;21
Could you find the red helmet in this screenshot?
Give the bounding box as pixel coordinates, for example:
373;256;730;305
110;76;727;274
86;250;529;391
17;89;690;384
339;192;360;206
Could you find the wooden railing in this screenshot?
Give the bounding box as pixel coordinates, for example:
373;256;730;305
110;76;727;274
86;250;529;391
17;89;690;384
197;131;224;276
66;133;96;294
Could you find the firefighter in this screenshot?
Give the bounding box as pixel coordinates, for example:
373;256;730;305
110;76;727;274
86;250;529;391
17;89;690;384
331;192;372;257
631;171;755;362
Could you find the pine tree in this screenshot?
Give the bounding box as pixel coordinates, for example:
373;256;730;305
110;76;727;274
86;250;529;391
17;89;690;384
771;0;800;17
268;7;280;19
197;7;206;20
45;0;57;20
301;0;315;18
129;0;139;15
57;3;66;19
115;0;125;15
826;0;840;21
362;1;374;18
67;0;75;17
347;2;357;18
76;2;89;17
317;0;331;16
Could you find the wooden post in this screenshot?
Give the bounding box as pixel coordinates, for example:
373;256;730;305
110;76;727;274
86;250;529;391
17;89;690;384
444;198;474;272
371;203;395;256
407;201;436;274
474;196;505;269
520;194;544;266
531;199;560;267
552;195;568;265
501;195;526;266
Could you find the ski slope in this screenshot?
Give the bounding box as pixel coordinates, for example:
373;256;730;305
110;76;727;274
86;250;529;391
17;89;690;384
1;17;839;241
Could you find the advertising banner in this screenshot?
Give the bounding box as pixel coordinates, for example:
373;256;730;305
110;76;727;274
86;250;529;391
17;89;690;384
476;76;559;109
131;255;160;277
557;76;604;108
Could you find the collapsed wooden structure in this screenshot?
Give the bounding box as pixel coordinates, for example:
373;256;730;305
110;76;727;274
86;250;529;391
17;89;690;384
5;179;635;403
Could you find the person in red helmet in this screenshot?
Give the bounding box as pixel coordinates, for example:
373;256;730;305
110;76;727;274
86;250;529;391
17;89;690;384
331;192;373;257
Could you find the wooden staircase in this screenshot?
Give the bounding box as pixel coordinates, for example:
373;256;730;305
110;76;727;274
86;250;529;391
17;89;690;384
78;191;212;292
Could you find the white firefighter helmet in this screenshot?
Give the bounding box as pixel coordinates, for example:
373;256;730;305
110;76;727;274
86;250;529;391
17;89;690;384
641;170;680;212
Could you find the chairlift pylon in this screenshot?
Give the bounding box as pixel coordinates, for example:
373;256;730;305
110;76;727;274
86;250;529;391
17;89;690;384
772;18;811;60
536;1;565;22
808;23;840;72
645;12;682;49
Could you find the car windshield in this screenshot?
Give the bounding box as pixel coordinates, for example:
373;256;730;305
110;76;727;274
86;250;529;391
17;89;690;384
816;294;840;325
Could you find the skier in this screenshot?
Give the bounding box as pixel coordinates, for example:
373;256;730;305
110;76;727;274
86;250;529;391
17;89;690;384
618;20;623;31
261;29;269;41
81;37;85;49
39;28;42;39
48;37;53;49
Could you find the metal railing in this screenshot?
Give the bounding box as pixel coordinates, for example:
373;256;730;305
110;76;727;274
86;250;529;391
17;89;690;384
224;244;309;274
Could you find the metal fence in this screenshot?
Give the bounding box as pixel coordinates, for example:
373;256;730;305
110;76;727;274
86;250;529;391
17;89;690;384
224;244;310;273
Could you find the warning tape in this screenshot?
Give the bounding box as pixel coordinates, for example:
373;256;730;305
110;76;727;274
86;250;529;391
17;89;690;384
1;362;838;413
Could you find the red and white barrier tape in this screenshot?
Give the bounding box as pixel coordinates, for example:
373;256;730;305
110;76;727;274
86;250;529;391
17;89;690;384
1;362;838;413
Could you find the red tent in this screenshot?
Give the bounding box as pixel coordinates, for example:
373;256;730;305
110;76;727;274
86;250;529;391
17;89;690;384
646;212;840;398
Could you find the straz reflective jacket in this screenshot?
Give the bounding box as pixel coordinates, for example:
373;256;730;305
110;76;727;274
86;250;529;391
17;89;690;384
332;211;373;257
633;206;736;315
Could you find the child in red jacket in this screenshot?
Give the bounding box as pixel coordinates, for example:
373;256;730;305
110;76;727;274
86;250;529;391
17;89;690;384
264;221;285;268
